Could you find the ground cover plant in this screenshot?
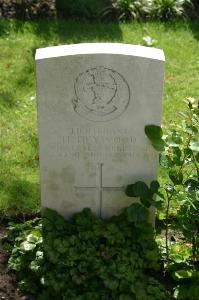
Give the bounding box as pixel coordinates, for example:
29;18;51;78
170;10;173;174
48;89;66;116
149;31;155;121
0;19;199;216
3;205;170;299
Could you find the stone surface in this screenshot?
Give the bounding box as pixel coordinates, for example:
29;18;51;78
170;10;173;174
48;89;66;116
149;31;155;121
36;43;165;219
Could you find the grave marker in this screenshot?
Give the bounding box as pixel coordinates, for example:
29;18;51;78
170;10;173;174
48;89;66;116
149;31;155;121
36;43;165;219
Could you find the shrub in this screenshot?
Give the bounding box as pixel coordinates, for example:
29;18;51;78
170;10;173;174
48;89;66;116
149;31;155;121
55;0;106;20
151;0;192;21
0;0;195;21
0;0;56;20
104;0;192;21
145;97;199;261
104;0;153;21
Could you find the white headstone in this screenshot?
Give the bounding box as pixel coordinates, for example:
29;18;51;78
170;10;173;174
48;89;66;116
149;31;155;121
36;43;165;219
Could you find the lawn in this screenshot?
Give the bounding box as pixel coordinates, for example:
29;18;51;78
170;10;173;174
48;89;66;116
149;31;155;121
0;19;199;215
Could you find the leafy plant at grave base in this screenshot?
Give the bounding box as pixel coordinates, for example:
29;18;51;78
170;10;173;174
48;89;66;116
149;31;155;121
169;262;199;299
143;97;198;298
2;218;43;293
165;241;199;299
126;180;162;209
3;206;170;299
151;0;192;21
173;277;199;299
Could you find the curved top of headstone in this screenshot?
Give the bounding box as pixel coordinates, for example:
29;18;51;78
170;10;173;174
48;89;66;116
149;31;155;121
35;43;165;62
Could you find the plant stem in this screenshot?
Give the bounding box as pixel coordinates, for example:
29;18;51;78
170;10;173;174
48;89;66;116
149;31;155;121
191;152;199;179
165;194;172;264
192;235;196;261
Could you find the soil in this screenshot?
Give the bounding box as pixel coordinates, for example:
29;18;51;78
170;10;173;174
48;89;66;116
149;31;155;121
0;226;34;300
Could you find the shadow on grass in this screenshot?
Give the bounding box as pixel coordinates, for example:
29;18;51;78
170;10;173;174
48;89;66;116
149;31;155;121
188;20;199;40
0;91;17;108
0;176;40;216
0;19;12;37
0;18;123;43
0;65;35;110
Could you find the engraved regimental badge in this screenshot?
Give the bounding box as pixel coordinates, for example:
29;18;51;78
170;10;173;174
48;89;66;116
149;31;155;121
72;66;130;122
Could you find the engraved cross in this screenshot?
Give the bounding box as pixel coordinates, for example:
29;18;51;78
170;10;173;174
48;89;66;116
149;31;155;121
75;163;124;217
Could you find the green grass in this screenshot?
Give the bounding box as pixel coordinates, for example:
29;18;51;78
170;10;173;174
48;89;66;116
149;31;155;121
0;20;199;215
